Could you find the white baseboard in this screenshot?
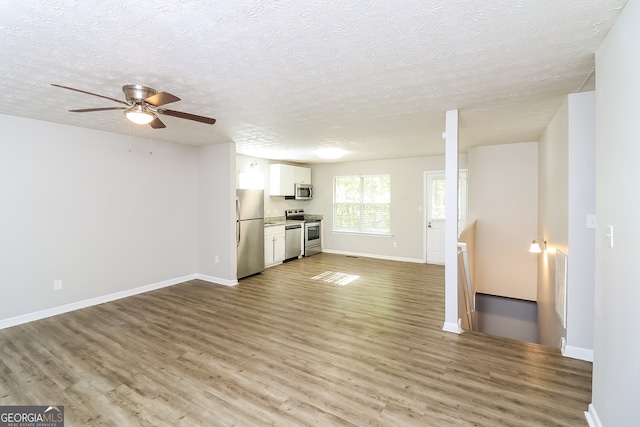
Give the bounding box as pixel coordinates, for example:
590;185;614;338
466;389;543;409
585;403;602;427
563;344;594;362
196;274;238;287
442;320;462;334
0;273;197;330
322;249;423;264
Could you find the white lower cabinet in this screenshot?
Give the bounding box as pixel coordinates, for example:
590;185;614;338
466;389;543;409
265;225;286;267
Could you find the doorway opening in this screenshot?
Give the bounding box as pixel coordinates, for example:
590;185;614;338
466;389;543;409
474;294;539;343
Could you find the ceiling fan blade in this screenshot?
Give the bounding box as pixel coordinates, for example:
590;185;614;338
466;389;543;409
158;109;216;125
69;107;126;113
51;84;129;106
145;92;180;107
149;116;166;129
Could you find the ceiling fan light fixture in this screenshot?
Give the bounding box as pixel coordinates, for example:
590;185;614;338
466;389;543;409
124;106;155;125
52;84;216;128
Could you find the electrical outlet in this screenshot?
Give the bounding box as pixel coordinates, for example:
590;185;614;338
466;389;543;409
54;280;62;290
215;255;219;263
393;242;397;248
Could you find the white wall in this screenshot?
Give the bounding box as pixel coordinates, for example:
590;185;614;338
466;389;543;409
566;91;596;359
467;142;538;301
537;98;569;346
198;143;237;284
306;154;467;261
536;92;596;356
0;114;198;322
591;0;640;424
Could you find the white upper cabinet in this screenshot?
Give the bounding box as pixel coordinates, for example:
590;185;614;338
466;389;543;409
294;166;311;184
270;164;294;196
269;164;311;196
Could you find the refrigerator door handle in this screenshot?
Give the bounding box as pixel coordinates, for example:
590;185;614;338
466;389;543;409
236;197;241;246
236;197;240;246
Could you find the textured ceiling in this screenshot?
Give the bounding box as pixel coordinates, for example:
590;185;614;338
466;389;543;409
0;0;627;163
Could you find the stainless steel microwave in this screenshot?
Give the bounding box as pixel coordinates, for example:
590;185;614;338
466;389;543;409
286;183;313;200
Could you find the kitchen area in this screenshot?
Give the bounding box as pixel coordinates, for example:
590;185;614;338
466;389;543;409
236;158;323;279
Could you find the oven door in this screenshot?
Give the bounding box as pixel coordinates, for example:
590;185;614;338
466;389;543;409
304;221;322;256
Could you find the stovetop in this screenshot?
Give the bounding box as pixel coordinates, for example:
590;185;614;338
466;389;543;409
285;208;305;221
280;209;323;223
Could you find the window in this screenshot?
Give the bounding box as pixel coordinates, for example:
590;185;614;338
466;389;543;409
427;171;467;224
333;174;391;234
431;176;446;220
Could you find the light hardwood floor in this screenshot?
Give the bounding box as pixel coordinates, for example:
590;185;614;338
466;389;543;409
0;253;592;426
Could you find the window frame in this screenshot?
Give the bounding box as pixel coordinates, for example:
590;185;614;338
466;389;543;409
333;174;391;236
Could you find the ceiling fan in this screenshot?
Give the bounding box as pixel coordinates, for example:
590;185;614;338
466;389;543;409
51;84;216;128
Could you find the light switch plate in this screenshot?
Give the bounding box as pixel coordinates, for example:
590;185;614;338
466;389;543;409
586;214;596;229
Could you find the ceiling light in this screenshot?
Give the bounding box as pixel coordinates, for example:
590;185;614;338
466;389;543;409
315;148;346;159
124;105;155;125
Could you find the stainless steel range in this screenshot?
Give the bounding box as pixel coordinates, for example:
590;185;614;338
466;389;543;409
285;209;322;257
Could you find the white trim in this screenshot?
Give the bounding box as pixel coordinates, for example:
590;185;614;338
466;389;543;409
196;274;238;286
321;248;423;264
442;319;463;334
555;250;568;328
0;273;198;330
585;403;602;427
563;345;594;362
331;231;393;238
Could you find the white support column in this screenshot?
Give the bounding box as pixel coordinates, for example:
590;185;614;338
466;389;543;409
442;109;462;334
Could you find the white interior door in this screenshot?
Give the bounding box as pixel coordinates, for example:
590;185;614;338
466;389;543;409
425;172;446;264
424;170;467;265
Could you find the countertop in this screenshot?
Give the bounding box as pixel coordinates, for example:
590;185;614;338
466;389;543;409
264;216;285;227
264;219;304;227
264;214;323;227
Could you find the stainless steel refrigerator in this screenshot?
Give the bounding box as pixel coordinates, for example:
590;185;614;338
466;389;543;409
236;189;265;279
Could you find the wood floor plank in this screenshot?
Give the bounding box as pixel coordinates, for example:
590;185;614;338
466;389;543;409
0;253;592;426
